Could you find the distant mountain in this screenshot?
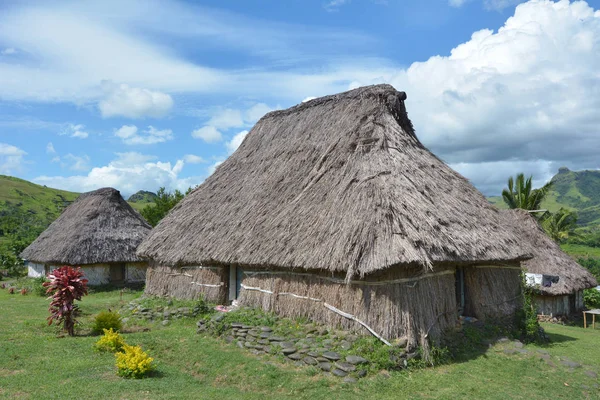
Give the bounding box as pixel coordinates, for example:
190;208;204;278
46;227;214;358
128;190;157;204
488;167;600;227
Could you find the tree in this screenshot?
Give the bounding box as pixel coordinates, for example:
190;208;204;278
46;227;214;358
542;208;578;243
502;173;553;211
140;186;195;227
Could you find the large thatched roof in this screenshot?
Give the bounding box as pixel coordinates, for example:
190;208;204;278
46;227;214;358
502;209;597;295
22;187;151;265
138;84;529;279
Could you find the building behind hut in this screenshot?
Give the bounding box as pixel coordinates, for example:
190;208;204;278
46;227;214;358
137;85;530;348
22;187;151;285
503;209;597;316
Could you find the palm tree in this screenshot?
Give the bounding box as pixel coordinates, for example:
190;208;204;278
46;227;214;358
542;208;578;243
501;173;553;210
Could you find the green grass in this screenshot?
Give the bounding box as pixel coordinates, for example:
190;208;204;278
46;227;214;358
1;288;600;399
561;244;600;259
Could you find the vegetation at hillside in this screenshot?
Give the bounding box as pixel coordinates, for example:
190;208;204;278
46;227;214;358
128;190;158;204
140;186;196;227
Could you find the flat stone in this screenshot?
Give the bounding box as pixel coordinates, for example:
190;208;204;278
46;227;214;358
513;341;524;349
346;355;368;365
357;370;368;378
269;336;285;342
236;341;244;349
343;377;357;383
319;362;332;371
264;346;273;354
323;351;341;361
288;353;303;361
280;341;295;349
224;336;235;343
517;349;529;354
332;369;348;377
335;362;356;372
303;356;318;366
196;321;205;327
316;357;328;362
161;320;169;326
293;361;304;367
282;347;297;355
247;330;260;337
244;342;255;348
257;339;270;345
560;360;581;368
261;327;273;332
322;339;334;346
537;349;549;355
498;337;510;343
231;323;244;328
250;349;262;355
503;349;516;355
298;348;309;354
585;370;598;379
241;325;253;329
260;332;272;339
340;341;352;351
315;348;328;354
307;351;320;358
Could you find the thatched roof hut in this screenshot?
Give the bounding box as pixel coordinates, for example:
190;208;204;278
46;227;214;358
502;209;597;315
138;84;527;274
138;84;530;347
22;187;151;285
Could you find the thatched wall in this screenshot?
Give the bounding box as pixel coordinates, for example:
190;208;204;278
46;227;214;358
125;263;147;283
145;264;228;303
463;266;522;320
534;291;584;317
237;265;457;348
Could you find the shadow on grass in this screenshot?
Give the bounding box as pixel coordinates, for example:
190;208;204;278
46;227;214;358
88;283;145;294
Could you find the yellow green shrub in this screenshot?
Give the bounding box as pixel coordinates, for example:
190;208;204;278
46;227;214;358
94;328;126;353
115;345;155;379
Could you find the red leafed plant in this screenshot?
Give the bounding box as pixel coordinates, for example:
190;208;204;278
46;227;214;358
43;266;88;336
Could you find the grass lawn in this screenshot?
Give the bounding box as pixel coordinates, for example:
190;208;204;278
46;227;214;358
1;287;599;399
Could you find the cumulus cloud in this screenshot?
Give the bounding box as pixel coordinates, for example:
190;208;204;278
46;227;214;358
99;81;174;119
63;154;90;171
46;142;56;154
114;125;174;145
245;103;273;121
226;130;249;154
301;97;317;103
377;0;600;194
1;47;16;55
183;154;206;164
60;124;88;139
0;142;26;174
34;152;199;198
208;109;245;130
325;0;350;12
191;126;223;143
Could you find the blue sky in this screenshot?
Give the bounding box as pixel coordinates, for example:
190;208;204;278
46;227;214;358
1;0;599;197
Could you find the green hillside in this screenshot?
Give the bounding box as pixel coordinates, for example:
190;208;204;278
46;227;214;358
488;168;600;227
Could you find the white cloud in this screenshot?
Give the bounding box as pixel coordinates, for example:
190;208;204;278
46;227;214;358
325;0;350;12
63;153;90;171
448;0;522;10
245;103;273;122
115;125;174;145
208;109;245;130
1;47;16;55
301;97;317;103
60;124;89;139
34;152;199;198
183;154;206;164
207;160;224;176
0;142;26;174
46;142;56;154
99;81;174;119
226;130;249;154
191;126;223;143
449;0;469;7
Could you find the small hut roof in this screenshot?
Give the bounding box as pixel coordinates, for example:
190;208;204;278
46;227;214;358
502;209;597;295
138;84;529;279
21;187;151;265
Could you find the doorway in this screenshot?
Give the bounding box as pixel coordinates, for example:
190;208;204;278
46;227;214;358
110;264;125;284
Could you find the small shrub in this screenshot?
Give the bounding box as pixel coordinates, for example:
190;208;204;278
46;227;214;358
8;287;15;294
20;288;27;295
93;311;123;334
95;328;126;353
115;344;155;379
33;276;48;296
43;266;88;336
584;288;600;309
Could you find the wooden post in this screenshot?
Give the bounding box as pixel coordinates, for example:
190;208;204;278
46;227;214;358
584;311;587;329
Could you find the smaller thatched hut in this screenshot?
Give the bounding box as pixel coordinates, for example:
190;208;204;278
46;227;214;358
503;209;597;316
22;187;151;285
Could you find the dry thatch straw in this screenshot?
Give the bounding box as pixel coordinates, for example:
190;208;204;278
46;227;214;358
138;84;530;276
21;187;151;265
502;209;598;296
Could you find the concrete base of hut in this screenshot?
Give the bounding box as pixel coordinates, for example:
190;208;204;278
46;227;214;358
145;262;523;347
26;261;148;285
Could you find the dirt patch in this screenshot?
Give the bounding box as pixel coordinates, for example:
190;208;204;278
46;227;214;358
0;368;25;377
